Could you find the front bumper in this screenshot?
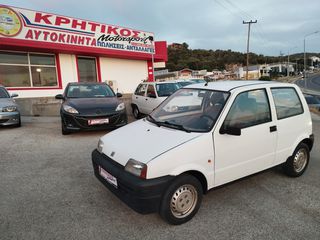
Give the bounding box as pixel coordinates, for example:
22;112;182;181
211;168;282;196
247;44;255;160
92;150;174;214
61;110;127;131
0;112;20;126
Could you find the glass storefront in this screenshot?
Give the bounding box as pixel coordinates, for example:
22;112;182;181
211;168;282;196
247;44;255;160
0;51;58;88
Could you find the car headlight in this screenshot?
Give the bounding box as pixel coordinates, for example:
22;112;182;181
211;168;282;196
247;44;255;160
97;139;104;153
115;102;125;111
63;104;79;114
2;106;17;112
125;159;147;179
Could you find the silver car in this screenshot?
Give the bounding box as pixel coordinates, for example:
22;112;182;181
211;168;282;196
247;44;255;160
0;86;21;127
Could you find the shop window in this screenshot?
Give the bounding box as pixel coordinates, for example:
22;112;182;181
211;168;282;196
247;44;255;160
31;67;58;87
77;57;98;82
0;51;58;88
0;52;28;64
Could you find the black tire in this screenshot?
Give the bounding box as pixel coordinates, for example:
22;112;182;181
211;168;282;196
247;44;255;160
61;119;71;135
15;116;21;128
159;174;203;225
283;143;310;177
132;105;141;119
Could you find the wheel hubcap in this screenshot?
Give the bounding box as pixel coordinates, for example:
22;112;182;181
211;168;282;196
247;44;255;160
170;184;198;218
293;148;307;173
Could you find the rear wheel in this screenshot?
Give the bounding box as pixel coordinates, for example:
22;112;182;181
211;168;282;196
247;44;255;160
132;105;141;119
159;174;203;225
283;143;310;177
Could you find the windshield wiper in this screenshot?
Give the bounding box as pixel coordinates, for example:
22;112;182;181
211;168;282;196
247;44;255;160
147;114;161;127
160;121;191;133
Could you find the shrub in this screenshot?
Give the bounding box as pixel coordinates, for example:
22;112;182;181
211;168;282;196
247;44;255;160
259;76;272;81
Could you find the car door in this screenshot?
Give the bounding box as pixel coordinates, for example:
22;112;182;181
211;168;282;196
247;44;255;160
270;87;306;166
213;88;277;187
132;83;148;113
144;84;161;114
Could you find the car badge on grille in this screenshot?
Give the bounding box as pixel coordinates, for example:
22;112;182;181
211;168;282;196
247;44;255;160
111;151;115;157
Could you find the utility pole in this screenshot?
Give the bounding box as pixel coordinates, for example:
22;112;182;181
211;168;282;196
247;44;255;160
304;31;319;88
243;20;257;80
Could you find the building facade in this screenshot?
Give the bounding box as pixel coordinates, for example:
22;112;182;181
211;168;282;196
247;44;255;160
0;5;167;103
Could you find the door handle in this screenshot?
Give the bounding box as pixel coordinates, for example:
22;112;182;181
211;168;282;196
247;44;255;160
270;126;277;132
135;97;138;99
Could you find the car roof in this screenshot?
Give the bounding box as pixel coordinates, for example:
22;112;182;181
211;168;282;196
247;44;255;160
176;80;193;82
185;80;291;92
68;82;106;86
149;81;179;84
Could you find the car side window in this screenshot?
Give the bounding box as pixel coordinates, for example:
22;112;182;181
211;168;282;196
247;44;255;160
223;89;271;129
271;87;303;120
146;84;156;97
135;84;147;96
0;87;10;98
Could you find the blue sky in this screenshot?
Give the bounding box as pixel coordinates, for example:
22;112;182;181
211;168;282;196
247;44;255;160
2;0;320;56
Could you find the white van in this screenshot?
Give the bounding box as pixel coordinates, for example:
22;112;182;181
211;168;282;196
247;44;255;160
92;81;314;225
131;81;180;118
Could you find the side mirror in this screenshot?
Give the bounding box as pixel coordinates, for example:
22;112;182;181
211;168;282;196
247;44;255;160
11;93;18;98
219;126;241;136
148;93;157;98
55;94;65;100
116;93;123;98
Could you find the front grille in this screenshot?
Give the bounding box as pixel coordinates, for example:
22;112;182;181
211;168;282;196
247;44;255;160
101;152;125;170
0;119;8;123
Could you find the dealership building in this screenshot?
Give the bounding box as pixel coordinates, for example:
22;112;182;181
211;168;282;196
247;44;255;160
0;5;167;115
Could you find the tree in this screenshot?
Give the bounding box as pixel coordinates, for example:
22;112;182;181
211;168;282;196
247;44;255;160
166;43;286;72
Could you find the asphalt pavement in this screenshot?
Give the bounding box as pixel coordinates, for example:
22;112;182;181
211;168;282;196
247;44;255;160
296;72;320;94
1;116;320;240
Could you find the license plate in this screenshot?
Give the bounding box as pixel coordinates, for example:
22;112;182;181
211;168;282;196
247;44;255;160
99;166;118;188
88;118;109;125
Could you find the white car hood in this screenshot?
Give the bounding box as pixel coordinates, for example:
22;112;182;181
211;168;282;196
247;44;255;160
100;119;202;166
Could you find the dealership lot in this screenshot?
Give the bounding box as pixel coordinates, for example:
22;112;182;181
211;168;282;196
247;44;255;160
1;116;320;240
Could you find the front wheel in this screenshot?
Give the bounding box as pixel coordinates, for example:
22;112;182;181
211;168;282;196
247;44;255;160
159;174;203;225
283;143;310;177
15;116;21;127
61;119;71;135
132;105;141;119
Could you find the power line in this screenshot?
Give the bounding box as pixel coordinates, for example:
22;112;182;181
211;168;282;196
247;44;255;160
216;1;275;54
214;0;238;17
224;0;252;19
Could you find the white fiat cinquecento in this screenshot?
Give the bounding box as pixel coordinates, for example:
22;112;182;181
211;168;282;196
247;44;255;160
92;81;314;225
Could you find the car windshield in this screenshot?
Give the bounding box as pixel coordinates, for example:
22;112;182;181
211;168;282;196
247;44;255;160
66;84;115;98
148;88;229;132
191;79;206;83
178;81;194;87
0;87;10;98
156;83;180;97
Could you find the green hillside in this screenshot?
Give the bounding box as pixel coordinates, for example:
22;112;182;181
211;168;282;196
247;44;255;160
166;43;319;71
